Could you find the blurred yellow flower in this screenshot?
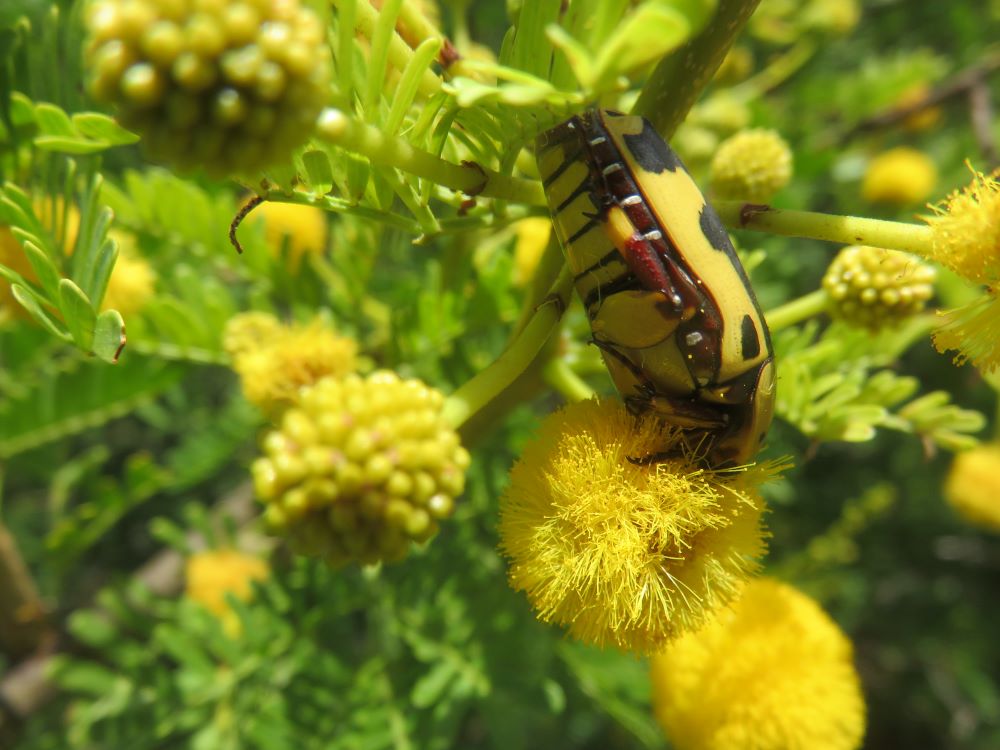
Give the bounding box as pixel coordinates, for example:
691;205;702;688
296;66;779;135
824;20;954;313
651;577;866;750
1;198;80;317
499;398;777;654
803;0;860;35
862;148;937;206
224;312;358;415
101;234;156;316
895;83;941;132
185;548;269;637
513;217;551;286
251;200;328;270
944;443;1000;532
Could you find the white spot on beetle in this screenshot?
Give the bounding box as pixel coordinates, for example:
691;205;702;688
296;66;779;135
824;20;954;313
602;163;624;176
685;331;704;346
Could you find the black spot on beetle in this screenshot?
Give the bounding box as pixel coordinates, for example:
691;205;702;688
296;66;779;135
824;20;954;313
741;314;760;360
700;204;735;254
622;120;686;174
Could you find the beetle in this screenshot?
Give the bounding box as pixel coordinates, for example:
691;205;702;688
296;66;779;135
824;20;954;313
535;109;775;467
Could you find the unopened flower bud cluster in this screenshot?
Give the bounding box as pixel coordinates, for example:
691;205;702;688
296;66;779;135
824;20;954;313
85;0;331;176
252;372;470;567
710;128;793;202
823;245;936;329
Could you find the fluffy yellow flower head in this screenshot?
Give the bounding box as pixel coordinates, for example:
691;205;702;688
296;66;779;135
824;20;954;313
499;398;775;654
185;548;269;636
923;168;1000;372
710;129;793;203
651;577;866;750
923;167;1000;285
944;443;1000;532
224;312;357;415
862;147;937;206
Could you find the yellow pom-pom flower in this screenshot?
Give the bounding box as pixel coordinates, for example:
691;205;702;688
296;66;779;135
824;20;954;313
862;147;937;206
252;371;470;567
513;217;551;286
710;129;793;203
498;398;778;654
101;241;156;316
944;443;1000;532
822;245;936;329
250;200;328;271
922;167;1000;372
185;548;269;637
651;577;866;750
923;167;1000;285
85;0;331;177
224;312;358;415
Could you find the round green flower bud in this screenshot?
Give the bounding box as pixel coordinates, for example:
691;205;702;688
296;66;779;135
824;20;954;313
822;245;936;329
253;372;471;567
710;128;793;203
84;0;331;178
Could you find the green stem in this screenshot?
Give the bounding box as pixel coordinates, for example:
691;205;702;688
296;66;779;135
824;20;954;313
715;202;935;255
633;0;762;138
332;0;442;99
443;266;573;429
316;109;547;205
543;357;595;403
126;339;229;366
513;235;567;337
729;38;816;102
765;289;829;332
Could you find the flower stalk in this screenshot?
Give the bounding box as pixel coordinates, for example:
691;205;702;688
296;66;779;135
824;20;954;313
315;109;547;205
443;265;573;429
715;201;934;255
765;289;829;332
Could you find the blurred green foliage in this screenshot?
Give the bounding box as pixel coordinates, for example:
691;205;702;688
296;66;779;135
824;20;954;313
1;0;1000;749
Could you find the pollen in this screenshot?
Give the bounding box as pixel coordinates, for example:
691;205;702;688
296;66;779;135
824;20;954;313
498;398;780;654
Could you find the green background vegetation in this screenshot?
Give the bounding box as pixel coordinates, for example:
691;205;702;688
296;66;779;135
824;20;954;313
1;0;999;748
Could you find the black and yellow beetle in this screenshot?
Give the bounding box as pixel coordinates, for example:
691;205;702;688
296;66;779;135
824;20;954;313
535;109;775;467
